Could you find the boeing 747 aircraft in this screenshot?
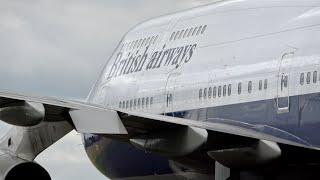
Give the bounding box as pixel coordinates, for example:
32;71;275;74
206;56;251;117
2;0;320;179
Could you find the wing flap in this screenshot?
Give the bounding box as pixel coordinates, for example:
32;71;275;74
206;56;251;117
70;108;127;134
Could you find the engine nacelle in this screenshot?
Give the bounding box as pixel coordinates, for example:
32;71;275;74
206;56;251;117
0;101;45;126
0;154;51;180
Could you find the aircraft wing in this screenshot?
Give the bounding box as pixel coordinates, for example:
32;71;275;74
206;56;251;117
0;90;128;135
0;89;313;164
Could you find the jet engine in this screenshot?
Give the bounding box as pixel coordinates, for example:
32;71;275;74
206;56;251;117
0;154;51;180
0;101;45;126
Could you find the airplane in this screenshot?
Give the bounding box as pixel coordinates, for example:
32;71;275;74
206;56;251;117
2;0;320;179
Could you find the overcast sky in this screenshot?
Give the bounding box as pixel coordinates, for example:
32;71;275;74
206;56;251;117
0;0;218;179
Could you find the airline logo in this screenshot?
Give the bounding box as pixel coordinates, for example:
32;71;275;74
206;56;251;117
107;43;197;79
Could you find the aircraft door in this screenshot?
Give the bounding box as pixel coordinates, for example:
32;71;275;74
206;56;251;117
277;52;294;114
165;73;179;116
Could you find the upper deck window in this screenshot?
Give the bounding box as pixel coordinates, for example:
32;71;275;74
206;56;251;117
264;79;268;89
119;102;122;108
213;86;217;98
179;30;184;39
170;32;175;41
183;29;189;38
133;40;138;49
188;27;194;37
192;27;198;36
154;35;159;44
146;37;151;46
174;31;180;40
150;36;155;45
138;39;143;48
197;26;203;35
201;25;207;34
142;38;146;47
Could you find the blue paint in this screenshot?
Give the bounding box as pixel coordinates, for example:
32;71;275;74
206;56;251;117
169;92;320;147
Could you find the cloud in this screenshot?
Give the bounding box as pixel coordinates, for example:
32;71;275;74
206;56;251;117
36;130;107;180
0;1;220;180
0;0;217;99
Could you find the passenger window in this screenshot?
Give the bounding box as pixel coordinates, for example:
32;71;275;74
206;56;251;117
199;89;203;100
223;85;227;97
122;101;125;109
188;27;194;37
126;101;129;109
197;26;203;35
137;39;142;48
192;27;198;36
142;38;146;47
146;97;149;107
130;100;133;109
134;99;137;109
174;31;180;40
204;88;207;99
201;25;207;34
238;82;242;94
213;86;217;98
150;37;155;45
119;102;122;108
208;87;212;99
150;97;153;106
264;79;268;89
307;72;311;84
183;29;189;38
170;32;175;41
218;86;222;97
138;98;141;109
259;80;262;91
248;81;252;93
179;30;184;39
313;71;317;83
154;35;159;44
146;37;151;46
131;41;135;49
300;73;304;85
228;84;232;96
133;40;138;49
142;98;145;108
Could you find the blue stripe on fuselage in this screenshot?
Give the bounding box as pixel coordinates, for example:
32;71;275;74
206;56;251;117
166;92;320;147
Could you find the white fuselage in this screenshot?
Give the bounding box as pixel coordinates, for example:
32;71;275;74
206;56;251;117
87;0;320;147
